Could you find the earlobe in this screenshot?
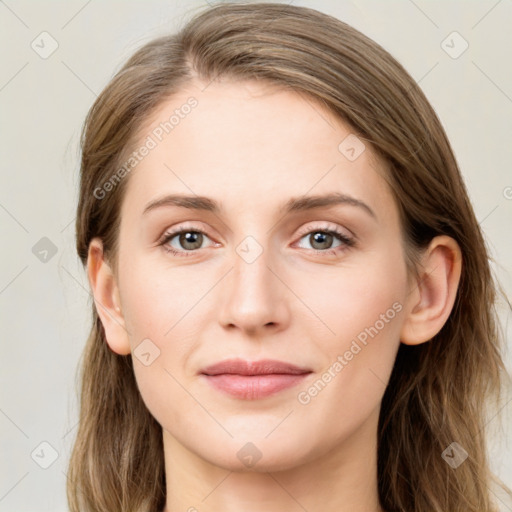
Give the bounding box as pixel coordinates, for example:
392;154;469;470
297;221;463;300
87;237;131;355
400;235;462;346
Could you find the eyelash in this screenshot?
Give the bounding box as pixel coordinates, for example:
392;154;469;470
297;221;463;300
158;223;355;258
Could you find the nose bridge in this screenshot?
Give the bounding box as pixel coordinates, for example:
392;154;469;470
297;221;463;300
219;231;287;331
233;234;270;291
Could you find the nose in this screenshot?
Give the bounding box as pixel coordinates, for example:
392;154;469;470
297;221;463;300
218;240;290;336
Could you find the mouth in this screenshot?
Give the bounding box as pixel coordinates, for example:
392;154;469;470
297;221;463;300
200;358;313;400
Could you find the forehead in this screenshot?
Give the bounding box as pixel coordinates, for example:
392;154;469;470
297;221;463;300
121;79;393;220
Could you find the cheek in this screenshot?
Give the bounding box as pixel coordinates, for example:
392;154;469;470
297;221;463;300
297;248;406;411
122;274;195;430
119;252;192;344
293;285;404;449
117;254;207;427
304;247;407;347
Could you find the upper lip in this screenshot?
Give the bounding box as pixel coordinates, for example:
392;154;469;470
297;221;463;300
200;358;312;376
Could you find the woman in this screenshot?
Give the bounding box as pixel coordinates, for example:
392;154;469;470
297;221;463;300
67;3;510;511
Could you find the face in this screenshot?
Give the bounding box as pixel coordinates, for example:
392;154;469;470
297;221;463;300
112;79;411;472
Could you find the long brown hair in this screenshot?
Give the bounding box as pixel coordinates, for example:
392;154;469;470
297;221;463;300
68;3;510;511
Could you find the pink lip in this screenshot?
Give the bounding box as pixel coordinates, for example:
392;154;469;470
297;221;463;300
201;358;311;376
200;358;312;400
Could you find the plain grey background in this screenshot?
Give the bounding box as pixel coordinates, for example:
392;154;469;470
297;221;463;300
1;0;511;510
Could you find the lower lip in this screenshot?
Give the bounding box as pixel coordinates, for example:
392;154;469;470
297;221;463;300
202;373;311;400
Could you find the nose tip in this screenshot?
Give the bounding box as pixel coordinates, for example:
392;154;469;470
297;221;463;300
219;256;289;335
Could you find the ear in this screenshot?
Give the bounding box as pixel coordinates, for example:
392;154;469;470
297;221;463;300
87;237;131;355
400;235;462;345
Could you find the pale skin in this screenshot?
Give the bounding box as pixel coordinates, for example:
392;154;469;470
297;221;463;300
87;79;462;512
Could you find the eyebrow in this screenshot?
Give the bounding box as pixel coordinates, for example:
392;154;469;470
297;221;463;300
142;192;376;219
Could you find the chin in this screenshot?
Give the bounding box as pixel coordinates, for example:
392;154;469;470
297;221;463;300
195;436;314;474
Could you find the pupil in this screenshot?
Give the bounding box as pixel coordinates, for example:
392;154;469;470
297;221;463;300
312;232;332;249
181;232;202;249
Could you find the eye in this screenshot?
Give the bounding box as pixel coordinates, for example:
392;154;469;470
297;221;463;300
294;224;355;256
159;226;215;257
158;223;355;258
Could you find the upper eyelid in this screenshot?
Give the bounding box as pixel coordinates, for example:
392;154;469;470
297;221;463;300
295;221;353;238
160;221;213;238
